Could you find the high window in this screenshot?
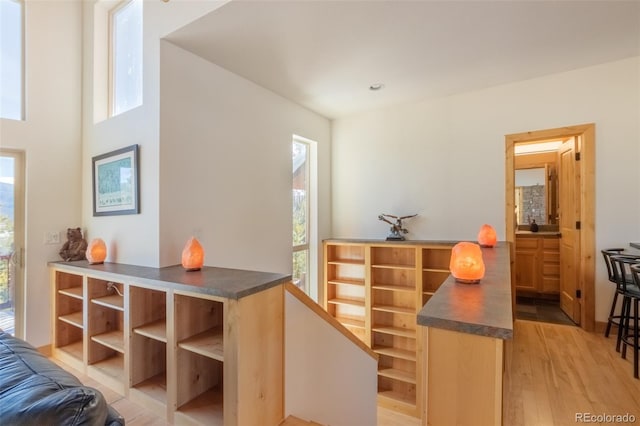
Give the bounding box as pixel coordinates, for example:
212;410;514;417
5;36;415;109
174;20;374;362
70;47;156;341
110;0;142;116
0;0;23;121
292;138;312;295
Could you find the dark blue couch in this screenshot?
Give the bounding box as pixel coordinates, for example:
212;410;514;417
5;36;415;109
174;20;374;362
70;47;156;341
0;330;124;425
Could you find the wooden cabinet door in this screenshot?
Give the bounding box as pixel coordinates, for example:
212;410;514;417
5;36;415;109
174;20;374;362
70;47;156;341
515;250;538;292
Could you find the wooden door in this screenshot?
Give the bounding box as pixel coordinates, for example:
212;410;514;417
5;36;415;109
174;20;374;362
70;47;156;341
558;138;580;324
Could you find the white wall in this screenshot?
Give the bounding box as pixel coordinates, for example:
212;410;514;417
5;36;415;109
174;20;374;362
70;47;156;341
0;1;82;346
332;56;640;322
285;292;378;425
158;41;331;275
81;0;228;267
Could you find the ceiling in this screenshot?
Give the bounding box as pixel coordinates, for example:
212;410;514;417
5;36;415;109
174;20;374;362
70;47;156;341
165;0;640;119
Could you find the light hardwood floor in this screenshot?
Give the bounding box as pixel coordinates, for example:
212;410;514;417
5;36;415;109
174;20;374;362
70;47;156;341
54;320;640;425
504;320;640;426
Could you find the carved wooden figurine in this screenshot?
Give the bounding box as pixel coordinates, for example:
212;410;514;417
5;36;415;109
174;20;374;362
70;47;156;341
59;227;88;261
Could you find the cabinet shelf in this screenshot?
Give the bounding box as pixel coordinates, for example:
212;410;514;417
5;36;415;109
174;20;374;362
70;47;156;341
91;330;124;353
372;264;416;271
58;312;83;329
372;304;414;315
91;294;124;311
378;390;416;410
336;316;366;329
178;328;224;362
58;341;83;361
328;297;365;308
374;346;417;362
372;283;415;293
328;259;365;266
132;373;167;404
90;354;124;381
327;278;365;287
372;325;415;338
59;287;83;299
175;388;224;425
378;367;416;384
133;319;167;343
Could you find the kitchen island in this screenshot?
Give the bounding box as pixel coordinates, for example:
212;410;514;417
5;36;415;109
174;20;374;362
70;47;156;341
417;242;513;426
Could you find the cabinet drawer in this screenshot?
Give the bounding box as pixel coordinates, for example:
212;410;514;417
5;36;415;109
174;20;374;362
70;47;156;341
543;251;560;263
516;238;539;249
543;263;560;277
543;238;559;249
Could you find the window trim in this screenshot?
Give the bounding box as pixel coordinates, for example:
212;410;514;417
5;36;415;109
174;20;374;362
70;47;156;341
108;0;141;117
1;0;25;121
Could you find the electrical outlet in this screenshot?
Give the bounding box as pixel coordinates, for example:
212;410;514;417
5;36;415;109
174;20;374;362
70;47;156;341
45;231;60;245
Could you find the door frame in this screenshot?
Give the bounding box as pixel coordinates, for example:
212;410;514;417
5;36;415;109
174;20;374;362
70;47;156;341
0;149;25;338
505;123;595;331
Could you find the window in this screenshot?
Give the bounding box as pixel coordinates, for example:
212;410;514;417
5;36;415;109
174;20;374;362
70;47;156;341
110;0;142;116
0;0;23;120
292;138;310;294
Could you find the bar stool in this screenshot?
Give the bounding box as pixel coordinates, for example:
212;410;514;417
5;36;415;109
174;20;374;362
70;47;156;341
602;249;639;349
610;255;640;378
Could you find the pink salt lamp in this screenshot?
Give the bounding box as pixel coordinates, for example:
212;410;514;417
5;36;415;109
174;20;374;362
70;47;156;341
86;238;107;264
477;224;497;248
182;237;204;271
450;242;485;284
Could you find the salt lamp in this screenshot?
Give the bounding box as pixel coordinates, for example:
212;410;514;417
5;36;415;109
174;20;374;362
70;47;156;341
477;224;497;248
449;242;485;284
182;237;204;271
86;238;107;264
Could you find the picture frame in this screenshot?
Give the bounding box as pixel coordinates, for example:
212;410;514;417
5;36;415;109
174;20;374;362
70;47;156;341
92;144;140;216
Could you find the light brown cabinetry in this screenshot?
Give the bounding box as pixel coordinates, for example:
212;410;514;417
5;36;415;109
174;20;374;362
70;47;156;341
515;235;560;295
323;240;453;418
50;263;286;426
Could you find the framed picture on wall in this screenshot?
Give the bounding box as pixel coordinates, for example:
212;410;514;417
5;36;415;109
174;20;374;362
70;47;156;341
92;144;140;216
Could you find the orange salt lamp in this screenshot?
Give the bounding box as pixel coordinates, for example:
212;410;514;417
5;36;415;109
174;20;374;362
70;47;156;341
449;242;485;284
477;224;497;248
86;238;107;264
182;237;204;271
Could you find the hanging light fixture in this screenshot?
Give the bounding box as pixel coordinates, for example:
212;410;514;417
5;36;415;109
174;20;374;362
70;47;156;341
449;242;485;284
477;224;497;248
182;237;204;271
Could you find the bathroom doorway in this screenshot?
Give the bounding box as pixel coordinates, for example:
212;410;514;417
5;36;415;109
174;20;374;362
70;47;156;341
505;124;595;331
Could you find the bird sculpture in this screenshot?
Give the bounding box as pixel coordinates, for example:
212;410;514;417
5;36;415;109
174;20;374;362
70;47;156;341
378;213;418;241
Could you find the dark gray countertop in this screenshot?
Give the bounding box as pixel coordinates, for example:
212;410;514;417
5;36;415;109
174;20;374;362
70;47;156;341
417;242;513;340
324;238;459;246
49;261;291;300
631;242;640;250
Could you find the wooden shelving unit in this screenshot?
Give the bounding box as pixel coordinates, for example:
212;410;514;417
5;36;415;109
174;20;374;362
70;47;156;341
129;286;168;413
51;262;286;426
87;277;126;394
174;293;225;424
422;247;452;306
323;240;453;418
324;242;368;343
51;270;84;370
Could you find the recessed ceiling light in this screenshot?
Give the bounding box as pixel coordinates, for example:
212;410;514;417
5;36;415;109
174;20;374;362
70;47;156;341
369;83;385;91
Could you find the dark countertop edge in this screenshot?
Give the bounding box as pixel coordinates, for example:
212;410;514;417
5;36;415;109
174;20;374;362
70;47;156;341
324;238;461;245
416;242;513;340
631;242;640;250
48;261;291;300
417;316;513;340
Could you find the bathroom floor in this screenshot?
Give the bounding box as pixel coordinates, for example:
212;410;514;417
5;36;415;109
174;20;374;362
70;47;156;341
515;296;576;326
